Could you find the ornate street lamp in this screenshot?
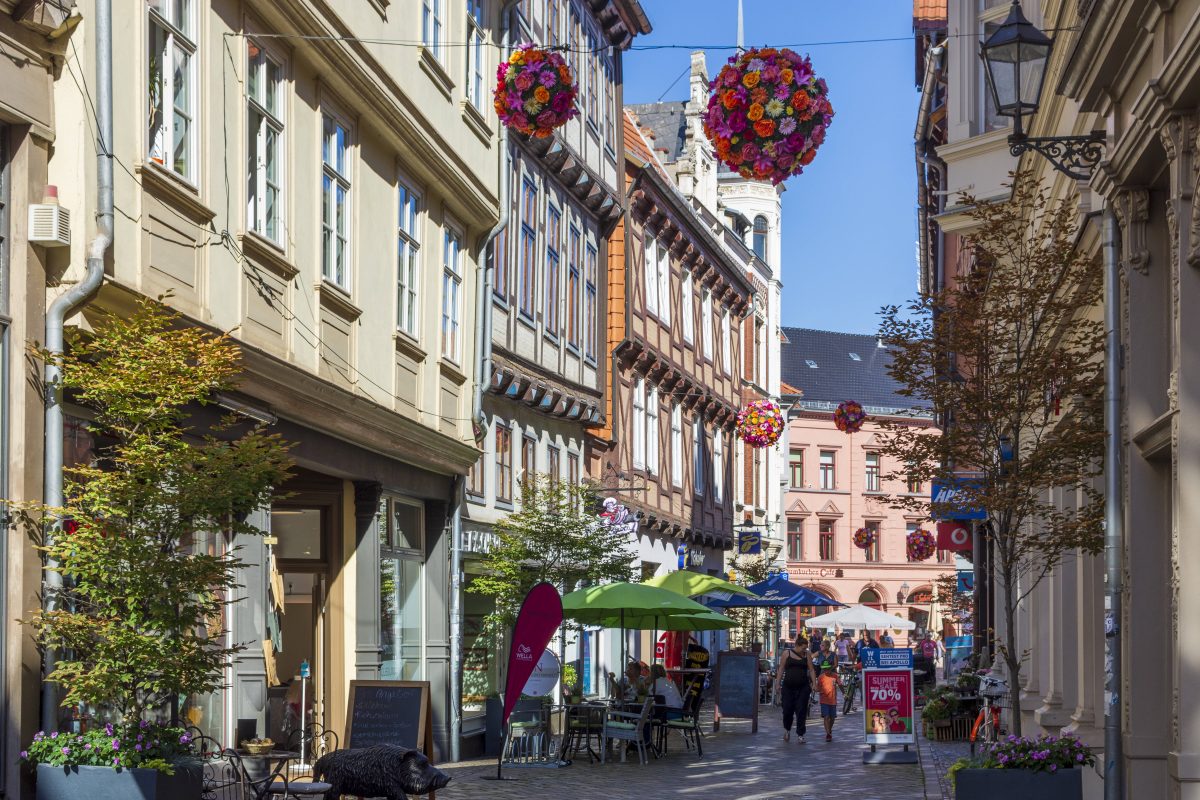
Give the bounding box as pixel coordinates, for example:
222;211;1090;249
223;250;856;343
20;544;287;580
897;581;911;605
980;1;1105;180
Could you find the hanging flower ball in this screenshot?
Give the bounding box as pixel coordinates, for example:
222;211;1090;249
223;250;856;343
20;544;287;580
834;400;867;434
906;528;937;561
494;44;579;138
852;526;876;550
736;399;784;448
702;47;835;185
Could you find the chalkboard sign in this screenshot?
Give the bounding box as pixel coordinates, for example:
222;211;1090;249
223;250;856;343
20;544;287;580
346;680;431;755
713;651;759;733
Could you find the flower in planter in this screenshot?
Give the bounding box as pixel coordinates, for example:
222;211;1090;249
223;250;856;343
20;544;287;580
21;722;194;774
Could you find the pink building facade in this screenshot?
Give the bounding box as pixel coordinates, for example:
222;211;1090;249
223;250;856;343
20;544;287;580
779;329;953;645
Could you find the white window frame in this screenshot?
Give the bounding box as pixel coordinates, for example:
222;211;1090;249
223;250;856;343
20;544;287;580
670;403;682;488
466;0;486;110
701;289;713;358
147;0;197;183
692;418;704;495
646;386;659;475
632;378;646;469
721;308;732;374
441;221;464;362
246;39;285;244
681;270;695;344
397;180;422;338
656;240;671;325
713;428;724;503
423;0;445;62
644;234;659;316
321;113;352;290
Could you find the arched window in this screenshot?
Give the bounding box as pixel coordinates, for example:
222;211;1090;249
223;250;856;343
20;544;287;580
752;215;768;261
858;587;882;608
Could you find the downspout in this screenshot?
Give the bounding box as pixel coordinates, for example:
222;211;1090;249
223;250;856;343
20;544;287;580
1102;208;1124;800
453;0;520;762
42;0;113;732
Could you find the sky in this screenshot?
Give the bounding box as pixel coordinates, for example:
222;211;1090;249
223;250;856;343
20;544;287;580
622;0;921;335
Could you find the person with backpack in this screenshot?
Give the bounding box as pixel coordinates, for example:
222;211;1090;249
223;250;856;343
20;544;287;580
774;638;817;743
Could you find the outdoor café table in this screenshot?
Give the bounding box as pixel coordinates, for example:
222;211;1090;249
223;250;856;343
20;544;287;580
234;749;298;800
560;701;608;763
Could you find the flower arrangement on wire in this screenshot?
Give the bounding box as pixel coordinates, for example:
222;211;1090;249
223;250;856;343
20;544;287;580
494;44;579;138
736;399;785;448
906;528;937;561
834;400;867;434
703;47;834;184
852;526;877;550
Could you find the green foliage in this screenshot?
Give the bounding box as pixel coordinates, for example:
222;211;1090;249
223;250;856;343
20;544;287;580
561;664;579;693
876;172;1106;735
468;475;635;631
948;733;1096;780
920;685;960;721
21;722;194;773
726;553;773;647
9;298;293;723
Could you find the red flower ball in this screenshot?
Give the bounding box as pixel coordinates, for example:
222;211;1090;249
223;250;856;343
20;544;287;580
494;44;578;138
834;400;866;434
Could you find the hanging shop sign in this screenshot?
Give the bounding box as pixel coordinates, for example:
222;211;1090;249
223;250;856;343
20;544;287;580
738;528;763;555
930;478;987;520
599;498;639;536
957;570;975;593
936;520;974;552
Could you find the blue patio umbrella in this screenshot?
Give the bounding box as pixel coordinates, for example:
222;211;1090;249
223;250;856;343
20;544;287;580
706;574;844;608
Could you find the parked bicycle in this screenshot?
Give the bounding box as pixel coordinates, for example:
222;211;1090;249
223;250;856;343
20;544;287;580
969;672;1009;754
837;663;861;714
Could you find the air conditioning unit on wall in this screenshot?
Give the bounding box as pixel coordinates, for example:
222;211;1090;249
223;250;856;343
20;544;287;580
28;187;71;248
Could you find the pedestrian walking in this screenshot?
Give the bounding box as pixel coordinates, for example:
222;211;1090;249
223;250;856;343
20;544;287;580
879;629;895;649
835;632;853;665
816;648;839;742
774;638;817;743
857;629;878;660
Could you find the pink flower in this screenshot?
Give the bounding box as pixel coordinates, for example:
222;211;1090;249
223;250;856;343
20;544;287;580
506;90;523;109
811;126;826;145
779;117;797;136
536;110;557;128
741;142;760;161
514;72;534;91
551;92;573;113
728;113;747;133
497;63;509;81
539;69;557;87
510;112;529;130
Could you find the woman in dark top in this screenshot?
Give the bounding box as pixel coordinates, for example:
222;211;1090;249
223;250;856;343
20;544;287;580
774;638;817;742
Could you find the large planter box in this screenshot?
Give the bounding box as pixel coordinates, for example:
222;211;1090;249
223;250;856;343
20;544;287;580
37;761;203;800
955;767;1082;800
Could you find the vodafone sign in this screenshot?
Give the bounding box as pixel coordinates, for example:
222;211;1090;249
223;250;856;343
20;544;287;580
936;521;973;552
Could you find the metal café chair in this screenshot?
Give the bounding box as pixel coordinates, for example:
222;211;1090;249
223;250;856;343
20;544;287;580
600;696;653;765
562;703;605;763
661;689;705;758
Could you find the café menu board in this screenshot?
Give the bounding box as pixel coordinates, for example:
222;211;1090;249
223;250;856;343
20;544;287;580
713;651;759;733
346;680;431;755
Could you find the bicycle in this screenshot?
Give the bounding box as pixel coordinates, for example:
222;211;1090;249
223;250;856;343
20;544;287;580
837;663;861;714
969;672;1009;755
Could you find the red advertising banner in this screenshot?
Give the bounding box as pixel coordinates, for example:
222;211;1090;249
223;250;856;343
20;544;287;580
936;520;974;552
863;669;915;745
502;582;563;725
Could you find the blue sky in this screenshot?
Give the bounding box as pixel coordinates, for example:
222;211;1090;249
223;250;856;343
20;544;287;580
622;0;920;334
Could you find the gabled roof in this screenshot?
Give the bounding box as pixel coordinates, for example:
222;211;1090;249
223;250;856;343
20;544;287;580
781;327;931;416
623;110;672;182
626;101;688;163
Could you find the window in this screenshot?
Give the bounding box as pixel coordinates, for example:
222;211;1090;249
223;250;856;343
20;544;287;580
701;289;713;358
567;226;581;347
818;520;835;561
753;447;763;507
752;215;768;262
713;428;724;503
819;450;836;490
466;0;485;110
789;449;804;488
978;2;1013;135
787;519;803;560
547;0;560;45
646;387;660;475
521;434;536;483
681;270;695;344
587;32;598;125
423;0;444;61
656;238;671;324
380;497;425;680
547;444;561;484
519;178;537;317
246;40;283;243
585;244;598;359
906;466;922;494
148;0;196;181
604;56;616;150
644;235;659;316
692;418;704;494
467;447;484;497
567;450;580;485
865;452;881;492
441;225;463;361
754;320;764;384
670;404;683;488
396;182;421;337
495;424;512;504
494;168;514;298
545;206;561;335
632;378;646;469
321;114;351;289
721;309;731;373
864;521;881;562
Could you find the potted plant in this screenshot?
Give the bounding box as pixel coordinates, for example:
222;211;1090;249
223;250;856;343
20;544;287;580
562;664;580;702
956;668;982;696
10;300;292;800
949;733;1096;800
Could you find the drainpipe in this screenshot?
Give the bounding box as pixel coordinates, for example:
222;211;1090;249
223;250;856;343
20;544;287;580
1102;209;1123;800
41;0;113;732
453;0;520;762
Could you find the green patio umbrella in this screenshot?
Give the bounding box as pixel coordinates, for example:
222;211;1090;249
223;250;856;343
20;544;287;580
642;570;756;598
590;608;737;631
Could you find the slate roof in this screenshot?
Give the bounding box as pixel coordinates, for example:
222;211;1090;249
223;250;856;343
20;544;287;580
780;327;931;416
626;101;688;163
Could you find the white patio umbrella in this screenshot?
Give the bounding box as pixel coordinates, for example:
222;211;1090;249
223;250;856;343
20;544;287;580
803;604;917;631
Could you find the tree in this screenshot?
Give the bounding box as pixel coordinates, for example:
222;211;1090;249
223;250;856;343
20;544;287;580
727;552;772;648
933;572;974;635
468;475;636;631
875;173;1105;735
10;298;293;722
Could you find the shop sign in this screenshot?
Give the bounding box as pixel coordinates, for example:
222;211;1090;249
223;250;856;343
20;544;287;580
936;520;973;552
931;478;987;520
521;648;560;697
687;548;706;568
460;527;499;555
957;570;975;593
790;566;845;579
863;667;915;746
599;498;638;536
738;528;762;555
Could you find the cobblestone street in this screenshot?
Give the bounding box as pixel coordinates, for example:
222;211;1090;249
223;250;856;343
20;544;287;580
439;709;933;800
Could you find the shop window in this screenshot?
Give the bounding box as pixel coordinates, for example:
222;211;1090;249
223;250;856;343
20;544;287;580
273;508;322;560
380;497;425;681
